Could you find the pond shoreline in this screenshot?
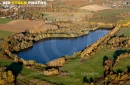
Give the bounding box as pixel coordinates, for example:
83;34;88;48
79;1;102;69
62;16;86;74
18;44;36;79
17;28;111;64
14;27;112;54
3;24;115;68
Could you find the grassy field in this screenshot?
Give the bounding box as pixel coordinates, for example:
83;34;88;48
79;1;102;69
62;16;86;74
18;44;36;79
16;47;130;85
0;30;14;48
0;40;4;49
118;27;130;36
0;58;12;67
0;26;130;85
43;12;86;20
0;18;12;24
99;8;130;17
40;12;49;16
113;57;130;72
0;30;14;39
89;8;130;23
112;27;130;72
0;48;110;85
0;47;129;85
60;48;114;84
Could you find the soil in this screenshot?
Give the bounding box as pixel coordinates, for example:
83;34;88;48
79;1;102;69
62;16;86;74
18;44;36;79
43;12;86;20
0;20;43;32
80;4;111;11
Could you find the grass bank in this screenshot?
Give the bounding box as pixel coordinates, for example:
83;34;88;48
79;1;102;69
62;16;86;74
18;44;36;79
99;8;130;17
0;30;15;48
0;26;130;84
0;30;14;39
118;27;130;36
0;18;12;24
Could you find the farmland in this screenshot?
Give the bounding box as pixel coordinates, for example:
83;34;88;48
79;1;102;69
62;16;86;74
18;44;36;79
0;20;44;32
98;8;130;17
0;1;130;84
0;21;130;85
0;27;130;85
80;4;111;11
43;12;86;20
0;30;14;49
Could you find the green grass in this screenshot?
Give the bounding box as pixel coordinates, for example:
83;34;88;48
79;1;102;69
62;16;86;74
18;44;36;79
0;18;12;24
113;57;130;72
35;66;45;70
23;48;115;85
60;48;115;84
91;8;130;23
0;30;14;48
99;8;130;17
0;30;15;39
0;27;130;85
0;58;34;74
118;27;130;36
0;46;114;84
0;58;67;84
11;51;108;85
0;39;4;48
17;27;130;85
0;58;12;67
117;19;130;24
0;48;129;85
112;47;130;72
81;9;92;13
40;12;49;16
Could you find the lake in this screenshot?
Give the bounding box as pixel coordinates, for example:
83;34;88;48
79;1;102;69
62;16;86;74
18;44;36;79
17;29;109;64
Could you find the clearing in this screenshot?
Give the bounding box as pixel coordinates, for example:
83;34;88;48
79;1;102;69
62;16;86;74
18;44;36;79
0;30;14;39
0;20;44;32
0;18;12;24
43;12;86;20
80;4;111;11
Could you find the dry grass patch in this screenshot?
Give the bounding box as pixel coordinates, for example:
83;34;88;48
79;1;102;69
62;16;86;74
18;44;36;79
0;20;43;32
80;4;111;11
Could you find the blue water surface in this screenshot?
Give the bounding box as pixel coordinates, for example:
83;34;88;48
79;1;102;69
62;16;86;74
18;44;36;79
17;29;109;64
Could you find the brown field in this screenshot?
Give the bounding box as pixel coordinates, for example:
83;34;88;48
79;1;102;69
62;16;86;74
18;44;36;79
80;4;111;11
0;20;43;32
57;0;104;7
0;12;86;32
43;12;86;20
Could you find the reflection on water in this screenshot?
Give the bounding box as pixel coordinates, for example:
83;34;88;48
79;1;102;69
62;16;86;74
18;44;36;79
17;29;109;64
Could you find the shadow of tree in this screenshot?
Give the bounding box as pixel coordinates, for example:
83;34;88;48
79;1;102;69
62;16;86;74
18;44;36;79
90;77;93;82
112;49;129;66
5;62;23;84
103;55;108;66
115;69;123;74
83;76;89;83
127;66;130;73
83;76;94;84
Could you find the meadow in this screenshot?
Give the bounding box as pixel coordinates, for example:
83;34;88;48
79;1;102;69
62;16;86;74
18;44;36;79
0;18;12;24
0;30;14;39
0;24;130;84
0;8;130;84
19;27;130;85
98;8;130;17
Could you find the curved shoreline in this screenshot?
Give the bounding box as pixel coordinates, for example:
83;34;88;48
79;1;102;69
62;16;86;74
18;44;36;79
81;24;120;58
31;26;113;42
2;23;115;68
